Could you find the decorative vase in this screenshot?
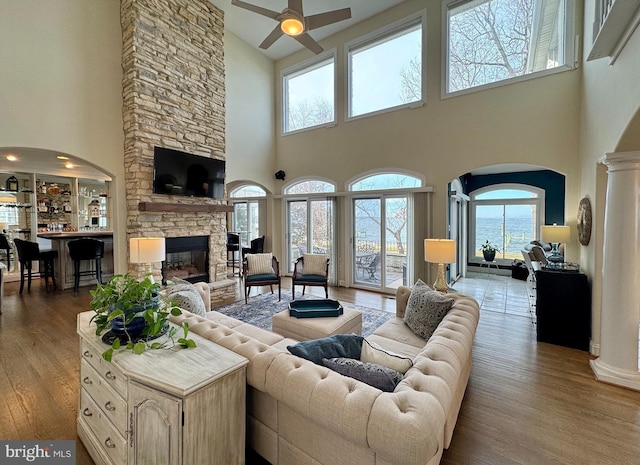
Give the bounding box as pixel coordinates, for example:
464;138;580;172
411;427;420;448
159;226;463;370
108;294;161;337
483;250;496;262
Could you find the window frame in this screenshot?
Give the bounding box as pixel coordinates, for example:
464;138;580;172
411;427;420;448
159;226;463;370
469;183;546;264
281;49;337;135
441;0;577;99
345;10;427;121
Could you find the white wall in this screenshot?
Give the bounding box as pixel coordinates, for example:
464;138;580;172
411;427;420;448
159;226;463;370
0;0;126;269
224;31;276;192
579;0;640;353
271;0;582;282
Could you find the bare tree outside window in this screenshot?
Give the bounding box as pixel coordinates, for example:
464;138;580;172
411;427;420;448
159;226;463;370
287;98;333;133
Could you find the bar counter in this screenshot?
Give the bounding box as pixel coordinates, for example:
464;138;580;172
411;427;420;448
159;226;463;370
37;231;114;290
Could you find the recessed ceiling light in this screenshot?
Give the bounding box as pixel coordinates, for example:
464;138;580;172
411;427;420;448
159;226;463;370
57;155;70;160
5;154;18;161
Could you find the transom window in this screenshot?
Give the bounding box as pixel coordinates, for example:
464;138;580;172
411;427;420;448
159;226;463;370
350;173;422;191
470;184;544;262
229;185;266;198
284;180;335;195
282;53;335;134
444;0;575;95
347;13;425;119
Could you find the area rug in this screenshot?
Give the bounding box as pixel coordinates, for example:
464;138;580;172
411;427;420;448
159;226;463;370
211;290;394;337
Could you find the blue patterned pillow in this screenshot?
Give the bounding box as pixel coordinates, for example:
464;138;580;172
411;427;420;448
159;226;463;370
322;357;403;392
287;334;363;365
403;281;453;340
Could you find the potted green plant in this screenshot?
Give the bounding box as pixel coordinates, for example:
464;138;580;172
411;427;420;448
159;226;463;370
90;273;196;361
480;240;498;261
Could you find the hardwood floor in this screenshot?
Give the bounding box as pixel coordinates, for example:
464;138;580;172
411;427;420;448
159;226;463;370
0;276;638;465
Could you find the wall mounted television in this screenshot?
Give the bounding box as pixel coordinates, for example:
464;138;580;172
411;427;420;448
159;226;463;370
153;147;225;199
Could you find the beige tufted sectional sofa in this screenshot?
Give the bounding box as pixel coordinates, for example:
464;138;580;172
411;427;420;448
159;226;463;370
172;284;480;465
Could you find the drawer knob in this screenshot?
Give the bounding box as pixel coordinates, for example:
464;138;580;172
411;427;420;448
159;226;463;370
104;438;116;449
104;401;116;412
82;377;92;385
105;371;116;381
82;408;93;417
83;350;93;358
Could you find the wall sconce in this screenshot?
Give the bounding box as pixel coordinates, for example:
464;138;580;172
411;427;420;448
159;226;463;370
424;239;456;292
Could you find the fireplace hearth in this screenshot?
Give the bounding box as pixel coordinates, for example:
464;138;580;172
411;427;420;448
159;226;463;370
163;236;209;284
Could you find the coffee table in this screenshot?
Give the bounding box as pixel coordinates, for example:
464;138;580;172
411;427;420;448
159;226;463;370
272;304;362;341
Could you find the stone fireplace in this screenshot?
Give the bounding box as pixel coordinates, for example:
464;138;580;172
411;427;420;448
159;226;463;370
163;236;209;283
121;0;234;302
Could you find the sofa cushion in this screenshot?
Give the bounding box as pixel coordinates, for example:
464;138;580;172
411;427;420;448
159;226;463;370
287;334;363;365
322;357;403;392
246;253;274;276
163;277;206;317
361;338;413;374
404;283;454;341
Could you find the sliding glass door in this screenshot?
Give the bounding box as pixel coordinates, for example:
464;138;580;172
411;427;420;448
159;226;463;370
286;198;334;274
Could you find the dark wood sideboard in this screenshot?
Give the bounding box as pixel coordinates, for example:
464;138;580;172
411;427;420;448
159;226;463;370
534;269;591;351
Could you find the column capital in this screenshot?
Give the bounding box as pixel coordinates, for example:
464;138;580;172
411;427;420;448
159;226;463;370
599;151;640;171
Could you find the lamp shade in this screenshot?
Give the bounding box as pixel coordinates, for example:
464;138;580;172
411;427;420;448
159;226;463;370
424;239;456;264
130;237;166;264
0;222;7;231
541;225;570;243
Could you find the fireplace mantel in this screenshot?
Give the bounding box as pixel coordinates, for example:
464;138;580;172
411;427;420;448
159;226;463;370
138;202;234;213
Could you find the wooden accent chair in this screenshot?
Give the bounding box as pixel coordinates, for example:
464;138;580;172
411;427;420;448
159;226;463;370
292;254;329;299
243;254;281;304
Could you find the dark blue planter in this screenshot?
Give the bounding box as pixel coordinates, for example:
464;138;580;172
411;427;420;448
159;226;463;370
108;295;160;337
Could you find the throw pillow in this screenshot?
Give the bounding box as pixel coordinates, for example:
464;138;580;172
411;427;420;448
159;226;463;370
163;277;206;317
403;284;454;341
246;253;274;276
322;357;403;392
361;338;413;374
302;254;327;276
287;334;363;365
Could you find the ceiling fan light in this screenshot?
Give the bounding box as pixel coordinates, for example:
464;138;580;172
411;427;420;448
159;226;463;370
281;17;304;36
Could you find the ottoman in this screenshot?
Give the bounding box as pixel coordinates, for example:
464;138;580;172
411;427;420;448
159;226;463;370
272;306;362;341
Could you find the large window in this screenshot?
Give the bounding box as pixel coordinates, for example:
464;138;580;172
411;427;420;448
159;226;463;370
229;184;266;246
282;53;335;134
445;0;575;95
347;13;424;119
470;185;544;263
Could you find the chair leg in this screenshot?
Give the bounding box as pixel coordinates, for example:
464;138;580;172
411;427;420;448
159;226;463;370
324;284;328;298
96;257;102;284
269;285;273;295
302;285;306;296
245;284;249;304
74;261;81;292
19;261;25;294
278;283;281;301
27;262;33;291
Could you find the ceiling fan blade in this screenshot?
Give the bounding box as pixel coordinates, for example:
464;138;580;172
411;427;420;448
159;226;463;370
231;0;280;20
306;8;352;31
288;0;303;15
259;24;285;50
294;33;324;54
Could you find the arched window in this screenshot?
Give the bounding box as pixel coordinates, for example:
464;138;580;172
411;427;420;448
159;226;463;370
349;173;422;191
348;171;422;292
470;184;545;263
284;179;335;195
228;184;266;246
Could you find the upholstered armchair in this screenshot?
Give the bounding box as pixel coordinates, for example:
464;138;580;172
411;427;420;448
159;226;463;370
292;254;329;299
243;253;281;304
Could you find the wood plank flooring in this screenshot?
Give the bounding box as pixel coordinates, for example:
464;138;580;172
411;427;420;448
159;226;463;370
0;276;638;465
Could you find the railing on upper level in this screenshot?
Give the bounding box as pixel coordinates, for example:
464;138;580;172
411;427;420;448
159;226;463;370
588;0;640;62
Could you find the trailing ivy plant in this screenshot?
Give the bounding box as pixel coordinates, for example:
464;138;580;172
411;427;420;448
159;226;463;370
90;273;196;361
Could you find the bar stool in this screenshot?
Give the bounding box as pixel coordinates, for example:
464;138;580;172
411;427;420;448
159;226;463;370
226;232;240;276
67;238;104;292
14;238;58;293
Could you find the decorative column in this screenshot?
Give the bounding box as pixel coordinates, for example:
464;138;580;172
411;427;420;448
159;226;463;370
591;151;640;390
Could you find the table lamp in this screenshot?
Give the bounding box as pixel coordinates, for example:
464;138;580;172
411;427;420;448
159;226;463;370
130;237;165;281
424;239;456;292
540;224;570;263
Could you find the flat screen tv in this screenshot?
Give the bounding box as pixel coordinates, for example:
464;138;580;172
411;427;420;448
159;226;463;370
153;147;225;199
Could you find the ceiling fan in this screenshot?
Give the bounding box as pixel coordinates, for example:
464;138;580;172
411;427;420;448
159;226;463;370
230;0;352;54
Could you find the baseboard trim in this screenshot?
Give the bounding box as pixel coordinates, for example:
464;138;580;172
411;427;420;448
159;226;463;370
590;358;640;391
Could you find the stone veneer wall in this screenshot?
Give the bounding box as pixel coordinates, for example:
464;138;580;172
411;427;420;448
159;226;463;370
121;0;230;290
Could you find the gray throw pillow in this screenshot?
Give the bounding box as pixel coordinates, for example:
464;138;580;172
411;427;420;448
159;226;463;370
322;357;403;392
164;278;206;317
403;281;454;341
287;334;363;365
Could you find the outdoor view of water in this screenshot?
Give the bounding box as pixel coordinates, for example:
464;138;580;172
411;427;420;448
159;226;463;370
475;217;535;258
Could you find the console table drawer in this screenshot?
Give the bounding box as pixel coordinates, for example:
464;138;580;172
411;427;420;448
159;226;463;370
79;388;127;465
80;359;127;431
81;339;127;396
